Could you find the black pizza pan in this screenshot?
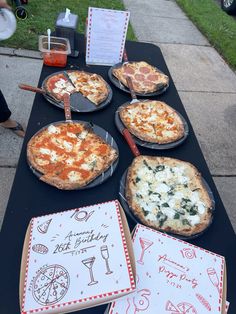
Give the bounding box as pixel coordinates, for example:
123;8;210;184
108;62;169;97
19;70;113;113
115;100;189;150
27;94;119;190
119;169;215;241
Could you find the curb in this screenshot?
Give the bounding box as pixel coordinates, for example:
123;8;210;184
0;47;42;59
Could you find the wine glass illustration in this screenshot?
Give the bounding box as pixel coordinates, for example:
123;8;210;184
137;238;153;265
82;257;98;286
101;245;113;275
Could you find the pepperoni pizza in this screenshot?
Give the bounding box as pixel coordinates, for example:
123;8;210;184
112;61;169;94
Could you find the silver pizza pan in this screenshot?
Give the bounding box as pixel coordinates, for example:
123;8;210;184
119;169;215;241
115;100;189;150
27;120;119;190
108;62;169;97
41;70;113;113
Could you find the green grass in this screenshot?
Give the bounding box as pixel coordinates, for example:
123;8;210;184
1;0;136;50
176;0;236;70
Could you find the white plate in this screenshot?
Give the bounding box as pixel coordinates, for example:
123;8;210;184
0;8;16;40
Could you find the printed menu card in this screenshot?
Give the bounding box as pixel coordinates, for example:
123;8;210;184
20;200;135;314
86;7;130;65
109;224;227;314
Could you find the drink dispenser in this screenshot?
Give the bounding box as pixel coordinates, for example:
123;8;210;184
55;8;79;57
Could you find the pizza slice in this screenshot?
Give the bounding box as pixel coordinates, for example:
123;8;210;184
44;73;76;101
119;100;185;144
67;71;109;105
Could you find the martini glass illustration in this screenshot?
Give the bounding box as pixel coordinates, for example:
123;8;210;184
101;245;113;275
137;238;153;265
82;257;98;286
207;267;220;294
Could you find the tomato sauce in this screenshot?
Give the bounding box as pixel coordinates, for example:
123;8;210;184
43;48;67;67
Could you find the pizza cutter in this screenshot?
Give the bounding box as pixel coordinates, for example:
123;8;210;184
18;83;62;105
18;82;92;112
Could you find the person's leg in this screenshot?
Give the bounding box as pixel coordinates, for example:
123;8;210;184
0;90;25;137
0;89;11;122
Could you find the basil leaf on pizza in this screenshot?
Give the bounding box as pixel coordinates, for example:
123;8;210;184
125;156;213;237
119;101;185;144
112;61;169;94
27;122;118;190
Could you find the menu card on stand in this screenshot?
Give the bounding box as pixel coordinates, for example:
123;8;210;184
86;7;130;65
20;200;136;314
109;224;227;314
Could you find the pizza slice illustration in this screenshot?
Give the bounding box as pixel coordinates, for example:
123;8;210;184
37;219;52;234
166;300;180;313
32;264;70;306
166;301;197;314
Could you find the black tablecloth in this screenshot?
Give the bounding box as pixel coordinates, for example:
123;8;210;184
1;37;235;314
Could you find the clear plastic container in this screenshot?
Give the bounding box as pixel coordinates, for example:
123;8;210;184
38;35;71;67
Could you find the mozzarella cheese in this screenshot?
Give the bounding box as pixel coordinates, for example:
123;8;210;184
133;161;206;227
48;125;61;134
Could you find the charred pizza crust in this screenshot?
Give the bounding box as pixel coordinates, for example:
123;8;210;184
112;61;169;94
27;122;118;190
44;73;76;101
44;71;109;105
67;71;109;105
125;156;213;237
119;101;185;144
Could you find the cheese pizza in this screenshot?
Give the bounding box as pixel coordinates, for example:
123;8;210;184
119;101;185;144
125;156;213;237
27;122;118;189
67;71;109;105
112;61;169;94
44;71;109;105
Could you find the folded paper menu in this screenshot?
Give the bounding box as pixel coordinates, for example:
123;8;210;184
86;7;130;65
20;200;136;314
109;224;227;314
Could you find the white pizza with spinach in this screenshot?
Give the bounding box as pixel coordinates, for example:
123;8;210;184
125;156;213;237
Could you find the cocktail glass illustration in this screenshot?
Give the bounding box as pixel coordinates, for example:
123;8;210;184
137;238;153;265
82;257;98;286
101;245;113;275
207;267;220;294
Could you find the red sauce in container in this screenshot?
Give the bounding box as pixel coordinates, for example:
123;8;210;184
39;35;71;67
43;46;67;67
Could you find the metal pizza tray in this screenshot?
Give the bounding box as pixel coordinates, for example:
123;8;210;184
115;100;189;150
41;70;113;113
119;169;215;241
27;120;119;190
108;62;169;97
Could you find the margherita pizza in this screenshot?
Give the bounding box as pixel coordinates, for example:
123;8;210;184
112;61;169;94
44;71;109;105
27;122;118;189
119;101;185;144
125;156;213;237
44;73;76;102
